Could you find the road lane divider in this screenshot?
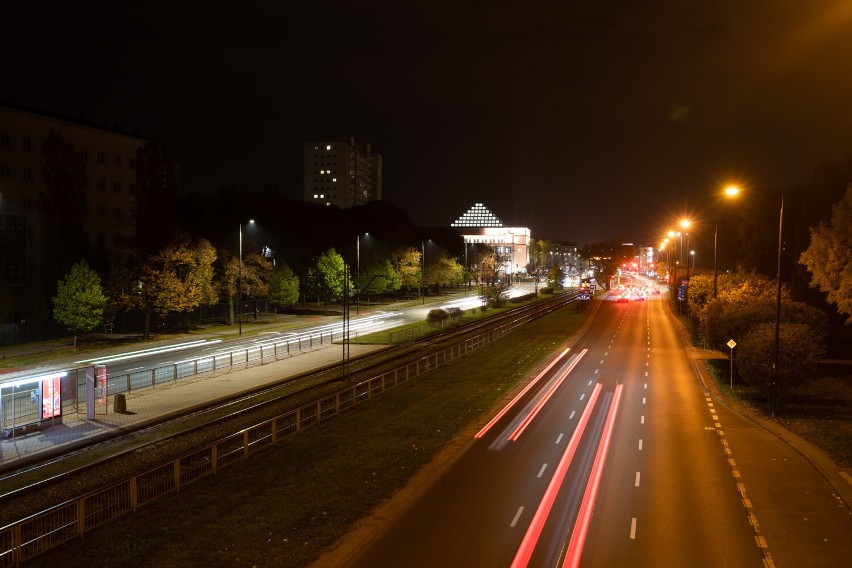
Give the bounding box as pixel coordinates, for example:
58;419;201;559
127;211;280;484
509;383;602;568
563;383;624;568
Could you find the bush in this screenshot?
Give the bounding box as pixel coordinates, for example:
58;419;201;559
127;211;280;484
446;307;463;319
426;309;449;323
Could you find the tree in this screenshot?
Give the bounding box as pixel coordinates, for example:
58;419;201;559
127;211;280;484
52;261;107;348
737;322;825;413
222;251;272;325
268;263;300;317
799;184;852;324
390;247;422;292
424;256;465;292
358;258;402;302
306;248;351;309
150;238;218;332
547;266;565;289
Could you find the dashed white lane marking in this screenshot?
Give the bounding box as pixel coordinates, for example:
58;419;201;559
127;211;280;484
556;433;564;444
588;380;593;386
600;360;604;365
641;415;644;424
635;472;641;487
569;411;576;420
644;383;647;389
595;369;599;374
642;397;646;405
645;371;648;376
537;464;547;478
630;517;637;539
580;393;586;400
511;506;524;527
638;439;643;450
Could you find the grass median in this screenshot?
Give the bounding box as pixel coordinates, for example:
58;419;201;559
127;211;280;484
34;301;589;568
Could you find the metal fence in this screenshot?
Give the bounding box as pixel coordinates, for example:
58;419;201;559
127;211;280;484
0;315;530;567
103;332;335;397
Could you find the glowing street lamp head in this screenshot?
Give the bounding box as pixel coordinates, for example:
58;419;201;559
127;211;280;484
724;185;741;198
679;219;691;229
667;230;675;238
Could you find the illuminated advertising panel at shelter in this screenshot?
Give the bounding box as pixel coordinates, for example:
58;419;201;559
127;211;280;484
41;375;61;419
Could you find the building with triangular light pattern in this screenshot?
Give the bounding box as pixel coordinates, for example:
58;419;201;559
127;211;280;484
451;203;530;278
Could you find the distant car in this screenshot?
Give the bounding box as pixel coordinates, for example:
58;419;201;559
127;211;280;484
633;294;645;301
616;295;629;303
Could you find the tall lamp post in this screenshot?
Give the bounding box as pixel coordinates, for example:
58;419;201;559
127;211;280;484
356;233;368;315
725;184;785;416
714;185;741;299
238;219;255;336
420;240;426;304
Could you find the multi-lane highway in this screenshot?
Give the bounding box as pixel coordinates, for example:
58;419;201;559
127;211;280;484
337;284;852;567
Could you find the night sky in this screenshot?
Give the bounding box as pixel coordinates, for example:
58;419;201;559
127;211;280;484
5;1;852;243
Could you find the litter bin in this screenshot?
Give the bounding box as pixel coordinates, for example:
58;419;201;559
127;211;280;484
113;393;127;414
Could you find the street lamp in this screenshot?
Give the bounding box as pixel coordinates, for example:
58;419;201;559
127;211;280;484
725;184;784;416
238;219;255;336
356;233;368;315
714;185;741;299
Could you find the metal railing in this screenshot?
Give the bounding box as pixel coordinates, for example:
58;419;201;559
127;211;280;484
104;332;335;396
0;309;543;567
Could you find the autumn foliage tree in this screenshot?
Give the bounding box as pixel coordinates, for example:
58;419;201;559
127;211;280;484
799;184;852;324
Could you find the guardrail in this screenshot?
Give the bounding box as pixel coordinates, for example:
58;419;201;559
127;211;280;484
0;299;566;567
105;332;335;396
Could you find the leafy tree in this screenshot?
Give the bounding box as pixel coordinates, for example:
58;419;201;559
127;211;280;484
307;248;351;309
485;281;511;308
150;238;218;331
52;261;107;348
737;322;825;414
799;184;852;324
268;263;300;317
222;251;272;325
357;258;401;302
547;266;565;289
424;256;465;292
390;247;422;292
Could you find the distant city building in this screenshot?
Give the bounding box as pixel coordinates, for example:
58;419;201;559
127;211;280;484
0;103;147;284
303;138;382;208
451;203;530;277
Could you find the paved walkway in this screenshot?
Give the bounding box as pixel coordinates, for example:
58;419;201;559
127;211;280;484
0;341;386;472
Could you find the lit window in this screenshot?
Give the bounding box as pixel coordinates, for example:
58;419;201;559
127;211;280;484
326;145;331;150
313;194;319;198
320;170;325;174
332;178;337;182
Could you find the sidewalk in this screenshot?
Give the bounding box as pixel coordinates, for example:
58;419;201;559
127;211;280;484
1;341;386;473
682;339;852;512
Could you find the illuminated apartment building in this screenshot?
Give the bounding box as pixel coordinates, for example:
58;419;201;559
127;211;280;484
303;137;382;208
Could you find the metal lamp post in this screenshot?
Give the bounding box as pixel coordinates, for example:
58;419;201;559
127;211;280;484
238;219;254;336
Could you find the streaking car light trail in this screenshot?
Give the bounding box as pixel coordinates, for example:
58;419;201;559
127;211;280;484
563;383;624;568
507;349;588;442
474;347;572;440
510;383;603;568
74;339;220;364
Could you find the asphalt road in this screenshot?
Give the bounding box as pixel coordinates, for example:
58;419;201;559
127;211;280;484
333;288;852;567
